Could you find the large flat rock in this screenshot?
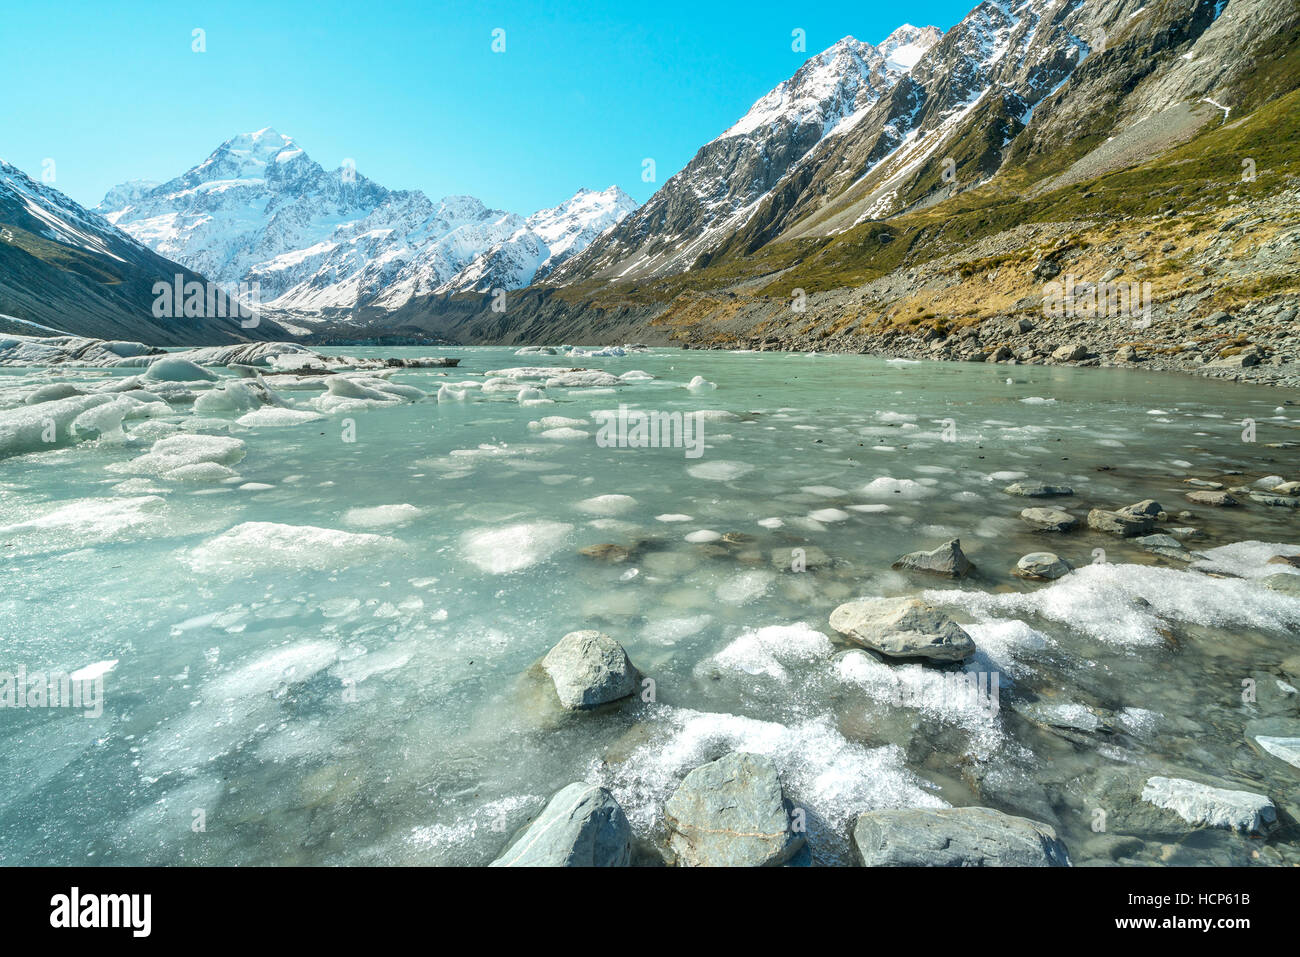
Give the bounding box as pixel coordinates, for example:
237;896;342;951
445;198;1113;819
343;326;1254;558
851;807;1070;866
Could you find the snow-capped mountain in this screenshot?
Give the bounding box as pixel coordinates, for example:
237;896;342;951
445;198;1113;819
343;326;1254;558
444;186;636;292
551;23;944;283
98;129;635;315
0;159;282;344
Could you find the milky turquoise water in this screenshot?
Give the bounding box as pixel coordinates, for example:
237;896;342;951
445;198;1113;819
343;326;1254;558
1;347;1298;865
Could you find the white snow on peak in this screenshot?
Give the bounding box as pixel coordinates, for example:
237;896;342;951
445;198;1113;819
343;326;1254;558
879;23;944;73
94;131;637;314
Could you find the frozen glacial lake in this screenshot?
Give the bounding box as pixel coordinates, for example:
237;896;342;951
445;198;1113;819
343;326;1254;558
1;346;1298;865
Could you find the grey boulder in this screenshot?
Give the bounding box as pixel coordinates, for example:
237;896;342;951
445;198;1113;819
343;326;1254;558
490;783;633;866
892;538;974;578
1087;508;1153;537
1185;490;1239;507
851;806;1070;867
1020;506;1077;532
829;597;975;662
663;751;804;866
542;630;640;710
1015;552;1072;580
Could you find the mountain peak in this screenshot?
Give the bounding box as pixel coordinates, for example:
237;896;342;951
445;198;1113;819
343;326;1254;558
879;23;944;72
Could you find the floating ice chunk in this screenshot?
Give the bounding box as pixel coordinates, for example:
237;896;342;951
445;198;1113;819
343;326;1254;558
834;651;1003;757
656;513;693;522
0;494;167;553
326;376;403;402
709;623;832;681
924;561;1300;647
620;370;655;382
693;410;739;422
0;393;115;459
164;462;239;482
193;381;260;413
144;357;217;382
1192;541;1300;579
545;370;622;388
187;522;402;575
687;460;754;481
22;382;85;404
236;407;325;427
67;659;119;682
539;427;589;440
342;504;423;528
530;416;587;431
71;397;139;441
685;529;722;543
961;618;1051;677
716;569;774;604
575;494;637;516
846;503;891;513
686;375;716;392
860;477;933;499
436;383;473;402
875;411;916;424
808;508;850;523
482;378;525;394
643;614;713;645
204;641;342;703
1020;396;1055;405
114;434;246;475
757;517;784;528
802;485;847;497
459;521;573;574
238;482;274;491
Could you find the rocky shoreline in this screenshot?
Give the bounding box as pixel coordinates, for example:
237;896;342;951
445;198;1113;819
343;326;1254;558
674;293;1300;391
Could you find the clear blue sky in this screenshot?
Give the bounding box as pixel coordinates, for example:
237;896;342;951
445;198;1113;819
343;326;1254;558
1;0;971;214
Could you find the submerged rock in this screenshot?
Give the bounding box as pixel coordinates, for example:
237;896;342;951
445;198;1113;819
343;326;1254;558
1087;508;1153;537
1004;482;1074;497
1020;507;1077;532
1185;490;1239;507
1015;552;1071;580
892;538;974;578
1135;534;1194;562
1140;776;1275;834
1117;499;1163;519
1249;492;1299;508
490;783;632;867
542;631;640;710
663;751;804;867
829;597;975;662
851;807;1070;867
578;543;634;564
1244;718;1300;771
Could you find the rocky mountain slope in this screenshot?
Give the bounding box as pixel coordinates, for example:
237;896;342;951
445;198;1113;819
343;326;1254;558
98;130;635;317
550;25;944;284
0;160;285;345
